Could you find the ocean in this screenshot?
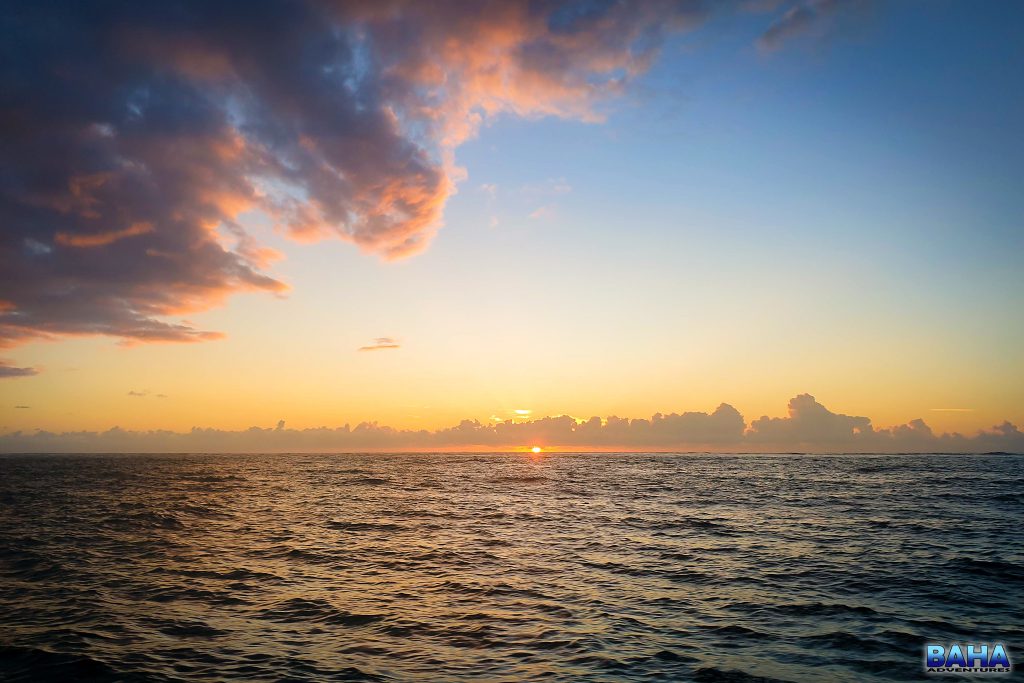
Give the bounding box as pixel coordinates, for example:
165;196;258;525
0;453;1021;682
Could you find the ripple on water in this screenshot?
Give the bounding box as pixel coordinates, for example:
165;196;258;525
0;452;1020;682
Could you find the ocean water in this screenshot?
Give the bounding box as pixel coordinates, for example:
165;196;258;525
0;453;1021;682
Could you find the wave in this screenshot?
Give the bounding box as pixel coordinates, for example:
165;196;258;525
155;620;227;638
693;667;793;682
259;598;384;627
326;520;407;532
0;646;132;683
491;475;550;483
1;452;1019;681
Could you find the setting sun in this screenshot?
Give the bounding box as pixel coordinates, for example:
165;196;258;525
531;446;542;454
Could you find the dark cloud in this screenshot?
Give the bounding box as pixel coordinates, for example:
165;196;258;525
359;337;401;352
2;394;1020;453
126;389;167;398
757;0;861;51
0;360;38;378
1;0;722;352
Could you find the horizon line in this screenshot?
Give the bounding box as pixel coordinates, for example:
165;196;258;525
2;393;1021;455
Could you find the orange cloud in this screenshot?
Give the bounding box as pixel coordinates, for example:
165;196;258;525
358;337;401;352
0;2;817;351
55;222;154;248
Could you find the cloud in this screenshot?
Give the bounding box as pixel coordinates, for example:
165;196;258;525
757;0;862;52
519;178;573;197
742;0;790;12
0;361;38;378
743;394;1023;453
529;206;555;220
127;389;168;398
54;222;155;248
2;394;1020;454
747;393;871;445
14;405;30;409
1;1;718;352
358;337;401;352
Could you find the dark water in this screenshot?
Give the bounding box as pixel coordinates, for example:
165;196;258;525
0;453;1021;682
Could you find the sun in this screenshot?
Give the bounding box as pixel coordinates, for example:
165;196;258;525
531;446;542;454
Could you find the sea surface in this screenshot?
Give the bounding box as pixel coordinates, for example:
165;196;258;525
0;453;1021;682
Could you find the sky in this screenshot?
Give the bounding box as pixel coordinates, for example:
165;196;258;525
1;1;1022;451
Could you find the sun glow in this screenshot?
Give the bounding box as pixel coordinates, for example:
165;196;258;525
531;446;542;453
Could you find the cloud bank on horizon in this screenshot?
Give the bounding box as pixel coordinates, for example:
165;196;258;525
2;394;1020;454
0;0;858;352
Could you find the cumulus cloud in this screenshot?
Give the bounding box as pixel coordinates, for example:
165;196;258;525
2;394;1020;453
0;0;720;352
747;393;871;445
0;361;38;378
358;337;401;352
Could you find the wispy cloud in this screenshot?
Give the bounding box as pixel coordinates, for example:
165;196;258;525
14;405;30;409
2;394;1020;454
54;222;154;248
358;337;401;352
519;178;573;197
492;409;533;424
757;0;863;52
0;360;38;378
127;389;167;398
520;178;570;222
